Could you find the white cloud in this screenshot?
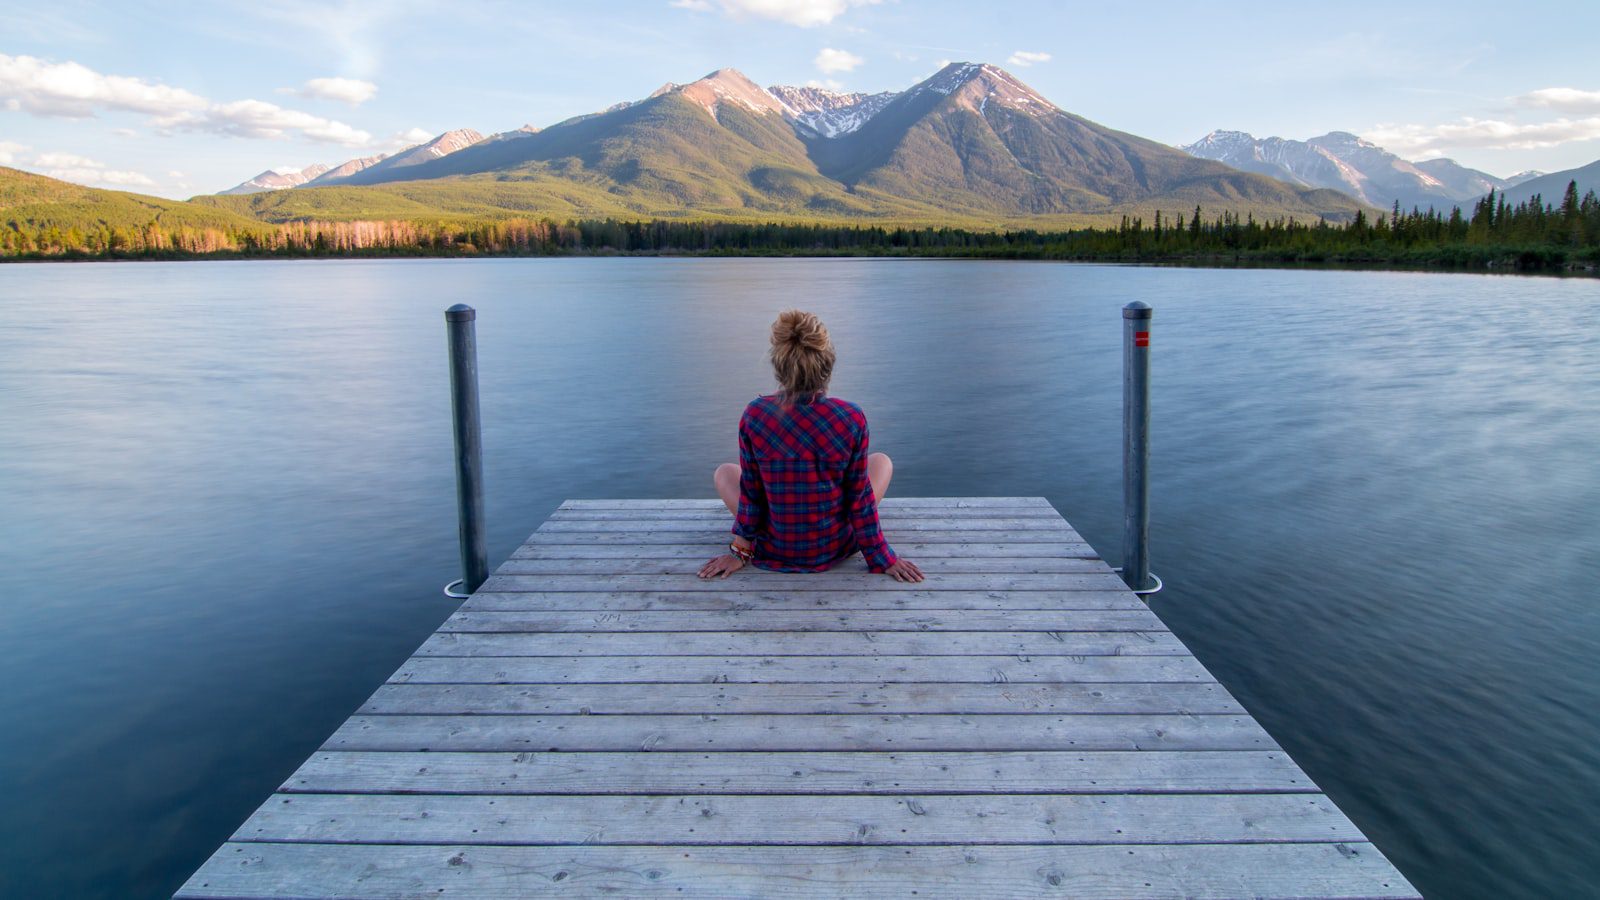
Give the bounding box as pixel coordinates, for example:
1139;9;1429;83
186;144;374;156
293;76;378;105
386;127;434;149
0;140;26;164
1515;87;1600;115
1007;51;1052;67
805;78;845;91
675;0;880;27
0;54;372;146
29;150;156;188
814;48;863;75
0;53;206;118
159;99;373;146
1363;116;1600;155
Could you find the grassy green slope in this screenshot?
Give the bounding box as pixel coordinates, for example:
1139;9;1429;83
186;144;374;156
2;166;264;231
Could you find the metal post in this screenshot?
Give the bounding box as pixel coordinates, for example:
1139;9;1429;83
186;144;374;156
1121;301;1153;592
446;304;488;595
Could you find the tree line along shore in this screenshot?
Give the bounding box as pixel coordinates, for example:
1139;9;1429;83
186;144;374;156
5;185;1597;274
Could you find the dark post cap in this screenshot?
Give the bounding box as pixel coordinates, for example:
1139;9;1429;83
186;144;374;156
445;303;476;321
1122;301;1153;320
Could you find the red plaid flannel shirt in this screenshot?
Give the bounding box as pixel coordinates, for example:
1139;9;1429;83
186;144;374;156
732;393;897;573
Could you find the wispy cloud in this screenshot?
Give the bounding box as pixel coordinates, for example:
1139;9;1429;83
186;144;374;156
157;100;372;146
240;0;416;79
1006;50;1051;67
1515;87;1600;116
385;127;434;150
0;53;206;118
0;140;27;165
0;54;372;146
671;0;880;27
1363;116;1600;155
814;48;863;74
29;150;156;187
288;77;379;106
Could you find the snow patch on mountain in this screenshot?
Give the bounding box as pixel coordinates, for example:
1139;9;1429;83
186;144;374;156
1184;129;1515;209
767;85;896;138
906;63;1057;118
385;129;485;168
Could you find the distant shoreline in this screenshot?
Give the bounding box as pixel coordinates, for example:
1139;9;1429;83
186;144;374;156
4;247;1596;278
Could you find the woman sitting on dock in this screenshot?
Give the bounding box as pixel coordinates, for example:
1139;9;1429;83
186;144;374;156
701;310;925;583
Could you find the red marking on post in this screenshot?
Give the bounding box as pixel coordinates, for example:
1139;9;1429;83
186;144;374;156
1134;331;1150;347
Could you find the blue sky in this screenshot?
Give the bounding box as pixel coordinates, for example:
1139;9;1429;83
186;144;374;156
3;0;1599;198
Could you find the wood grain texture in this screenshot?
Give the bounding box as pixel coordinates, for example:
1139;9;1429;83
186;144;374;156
323;714;1279;752
479;572;1132;592
178;843;1419;899
357;682;1247;716
388;654;1216;685
415;630;1187;657
495;556;1114;575
231;792;1364;845
511;541;1099;560
177;498;1419;899
461;589;1149;611
520;528;1083;544
443;609;1165;632
281;749;1311;795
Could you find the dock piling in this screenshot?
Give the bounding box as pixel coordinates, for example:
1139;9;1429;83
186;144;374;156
1121;300;1153;592
445;303;488;595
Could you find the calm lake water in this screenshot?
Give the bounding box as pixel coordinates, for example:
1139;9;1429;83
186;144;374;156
0;258;1595;898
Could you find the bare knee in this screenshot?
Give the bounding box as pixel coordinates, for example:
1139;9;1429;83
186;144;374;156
714;462;740;487
868;452;893;498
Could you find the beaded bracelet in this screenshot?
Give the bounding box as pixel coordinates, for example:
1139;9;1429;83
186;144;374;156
729;541;754;564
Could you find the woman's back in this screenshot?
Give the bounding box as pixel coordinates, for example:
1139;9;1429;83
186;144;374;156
732;393;895;573
702;309;921;584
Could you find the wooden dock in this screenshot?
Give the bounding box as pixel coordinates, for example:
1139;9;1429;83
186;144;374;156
179;497;1417;898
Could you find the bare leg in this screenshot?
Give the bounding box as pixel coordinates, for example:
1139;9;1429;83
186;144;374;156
714;462;740;515
868;452;893;500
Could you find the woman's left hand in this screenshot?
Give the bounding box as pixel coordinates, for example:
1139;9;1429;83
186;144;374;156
698;554;747;579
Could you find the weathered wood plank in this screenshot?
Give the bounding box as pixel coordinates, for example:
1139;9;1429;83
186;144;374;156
479;573;1131;592
548;508;1065;522
283;749;1310;795
512;541;1099;559
325;714;1275;752
178;497;1421;900
519;528;1084;545
442;609;1165;633
178;842;1420;900
538;517;1081;533
462;590;1148;612
232;792;1362;846
496;556;1114;576
358;682;1246;716
390;654;1214;685
561;497;1054;510
415;631;1186;658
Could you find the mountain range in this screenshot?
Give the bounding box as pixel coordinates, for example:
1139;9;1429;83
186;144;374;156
1181;130;1544;211
201;63;1363;226
1491;158;1600;208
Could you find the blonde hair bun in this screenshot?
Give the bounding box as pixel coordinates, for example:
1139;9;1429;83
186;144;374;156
769;310;835;398
772;309;832;351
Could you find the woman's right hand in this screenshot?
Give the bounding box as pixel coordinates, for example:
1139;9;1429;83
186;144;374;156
884;559;925;583
698;554;747;579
